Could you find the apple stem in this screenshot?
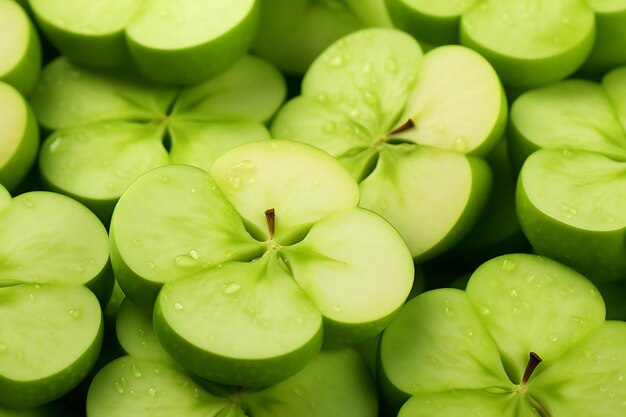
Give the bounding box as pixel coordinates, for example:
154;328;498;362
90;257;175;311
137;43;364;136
389;118;414;135
522;352;542;385
265;208;275;240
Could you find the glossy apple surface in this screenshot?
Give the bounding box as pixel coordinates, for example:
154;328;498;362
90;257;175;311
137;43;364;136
272;28;506;261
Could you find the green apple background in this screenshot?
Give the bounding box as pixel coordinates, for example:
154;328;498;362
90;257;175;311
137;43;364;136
2;1;626;416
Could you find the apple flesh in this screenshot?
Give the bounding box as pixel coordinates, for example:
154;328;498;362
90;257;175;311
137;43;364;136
271;28;505;261
0;0;41;95
28;0;259;84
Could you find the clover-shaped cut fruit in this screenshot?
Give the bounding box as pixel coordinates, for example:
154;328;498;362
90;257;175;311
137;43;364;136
0;185;110;408
379;253;626;417
0;0;41;96
109;140;414;386
385;0;595;88
0;82;38;192
271;28;505;261
510;68;626;282
30;55;285;223
28;0;259;84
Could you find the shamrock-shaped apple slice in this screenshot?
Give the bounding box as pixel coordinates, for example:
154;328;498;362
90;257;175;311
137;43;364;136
29;0;258;84
0;185;111;408
0;82;38;192
30;55;285;223
0;0;41;95
271;28;505;261
110;140;414;385
379;253;626;416
385;0;595;88
252;0;391;74
510;68;626;282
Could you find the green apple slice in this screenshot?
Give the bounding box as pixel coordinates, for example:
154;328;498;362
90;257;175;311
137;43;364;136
116;299;173;364
86;356;228;417
385;0;479;46
582;0;626;74
380;254;618;416
271;28;504;260
30;55;285;224
210;140;359;244
0;191;111;301
517;149;626;282
282;207;414;346
252;0;391;74
0;284;102;408
0;82;38;192
359;144;491;261
155;253;323;386
29;0;259;84
0;0;41;95
110;164;263;309
460;0;595;88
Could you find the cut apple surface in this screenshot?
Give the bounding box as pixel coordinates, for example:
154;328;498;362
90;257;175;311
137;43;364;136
511;68;626;282
379;254;624;416
0;82;38;192
0;187;109;408
272;28;505;261
110;140;414;386
30;55;285;223
29;0;259;84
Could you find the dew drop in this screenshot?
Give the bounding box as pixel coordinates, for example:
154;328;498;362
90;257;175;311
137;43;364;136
158;176;168;183
147;387;157;397
549;333;559;342
229;176;242;189
69;308;81;319
21;198;33;208
510;289;518;298
444;306;454;316
148;261;156;269
479;306;491;315
174;302;184;311
222;282;242;295
327;55;344;67
114;381;124;394
293;386;306;396
322;121;337;134
131;239;141;247
48;137;62;153
132;364;142;378
188;249;199;260
452;136;468;152
385;58;398;74
174;254;197;267
333;305;342;312
501;258;517;271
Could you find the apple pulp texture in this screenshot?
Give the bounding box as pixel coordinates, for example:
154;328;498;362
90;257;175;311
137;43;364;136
28;0;259;84
110;140;414;387
380;254;626;417
0;186;111;408
271;28;507;262
29;54;286;224
510;67;626;284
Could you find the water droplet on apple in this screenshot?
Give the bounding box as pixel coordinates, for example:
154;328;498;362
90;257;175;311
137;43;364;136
114;381;124;394
385;58;398;74
132;363;142;378
147;387;157;397
174;302;184;311
333;305;342;312
479;305;491;315
21;198;33;208
222;282;241;295
364;90;379;106
549;333;559;342
453;136;468;152
444;306;454;316
48;137;62;153
293;386;306;396
174;254;197;267
148;261;156;269
322;121;336;134
69;308;81;318
229;176;242;189
188;249;199;259
131;239;141;247
501;258;517;271
509;289;518;298
326;55;344;68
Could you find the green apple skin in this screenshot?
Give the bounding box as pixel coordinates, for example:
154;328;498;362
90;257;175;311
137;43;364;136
378;254;626;416
0;0;41;96
581;0;626;74
252;0;392;74
29;0;260;85
460;0;595;89
0;82;39;192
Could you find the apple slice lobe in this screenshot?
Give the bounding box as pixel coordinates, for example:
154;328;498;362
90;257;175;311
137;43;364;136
0;284;102;408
